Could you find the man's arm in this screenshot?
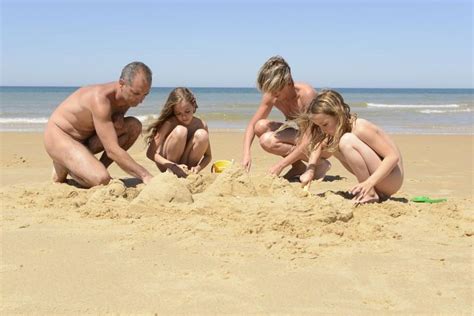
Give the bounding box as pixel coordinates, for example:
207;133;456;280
242;93;273;171
92;99;153;183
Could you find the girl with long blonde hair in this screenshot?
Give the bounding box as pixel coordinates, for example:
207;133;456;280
299;90;404;204
145;87;212;177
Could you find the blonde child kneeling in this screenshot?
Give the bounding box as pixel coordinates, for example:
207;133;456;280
145;87;212;177
299;90;404;204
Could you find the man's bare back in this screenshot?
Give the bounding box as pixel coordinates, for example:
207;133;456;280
44;62;154;188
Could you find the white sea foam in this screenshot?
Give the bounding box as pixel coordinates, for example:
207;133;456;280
367;103;460;108
0;117;49;123
419;108;472;114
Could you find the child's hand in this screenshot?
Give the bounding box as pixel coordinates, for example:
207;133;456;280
190;165;201;173
168;164;189;178
350;179;379;204
241;155;252;172
269;163;284;176
350;179;374;199
299;169;315;186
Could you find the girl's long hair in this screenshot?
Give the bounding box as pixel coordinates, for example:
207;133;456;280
144;87;198;144
297;90;356;154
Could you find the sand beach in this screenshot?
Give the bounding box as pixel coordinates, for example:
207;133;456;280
1;131;473;314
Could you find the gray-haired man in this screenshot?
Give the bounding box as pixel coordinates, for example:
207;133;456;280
44;61;153;188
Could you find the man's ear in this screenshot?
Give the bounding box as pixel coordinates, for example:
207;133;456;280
119;78;126;87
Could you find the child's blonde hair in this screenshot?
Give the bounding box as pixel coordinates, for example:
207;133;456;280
257;56;293;93
144;87;198;144
298;90;356;153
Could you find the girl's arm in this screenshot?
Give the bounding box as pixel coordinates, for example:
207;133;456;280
269;128;311;176
351;119;400;197
146;121;180;170
299;142;323;185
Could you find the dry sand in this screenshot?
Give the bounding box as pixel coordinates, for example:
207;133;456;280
1;132;473;314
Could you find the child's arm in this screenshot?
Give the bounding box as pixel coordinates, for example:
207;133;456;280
146;121;184;171
269;128;311;176
299;143;323;185
351;119;401;198
242;94;273;171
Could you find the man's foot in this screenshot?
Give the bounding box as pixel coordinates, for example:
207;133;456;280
283;161;307;181
52;162;68;183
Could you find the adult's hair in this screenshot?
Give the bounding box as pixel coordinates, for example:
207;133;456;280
144;87;198;144
120;61;152;85
256;55;293;93
297;90;356;154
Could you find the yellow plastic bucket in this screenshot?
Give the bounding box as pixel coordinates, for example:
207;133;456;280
211;159;233;173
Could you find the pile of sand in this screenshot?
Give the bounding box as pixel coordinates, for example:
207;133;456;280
1;165;471;259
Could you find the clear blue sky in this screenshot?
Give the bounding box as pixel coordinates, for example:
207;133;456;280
1;0;472;88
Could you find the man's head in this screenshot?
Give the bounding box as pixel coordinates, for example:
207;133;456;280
119;61;152;107
256;56;293;94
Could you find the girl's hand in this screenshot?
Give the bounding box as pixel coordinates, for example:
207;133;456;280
190;165;201;173
350;179;373;197
299;168;315;186
350;179;379;204
168;164;189;178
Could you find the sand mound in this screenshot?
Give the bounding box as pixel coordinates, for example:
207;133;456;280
3;168;471;261
199;164;257;197
131;172;193;206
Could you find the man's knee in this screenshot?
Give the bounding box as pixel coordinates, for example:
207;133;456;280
193;129;209;144
254;119;271;137
88;170;111;187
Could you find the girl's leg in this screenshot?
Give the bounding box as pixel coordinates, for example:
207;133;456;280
337;133;402;202
161;125;188;163
180;129;209;166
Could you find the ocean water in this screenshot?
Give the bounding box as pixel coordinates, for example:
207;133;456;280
0;87;472;134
